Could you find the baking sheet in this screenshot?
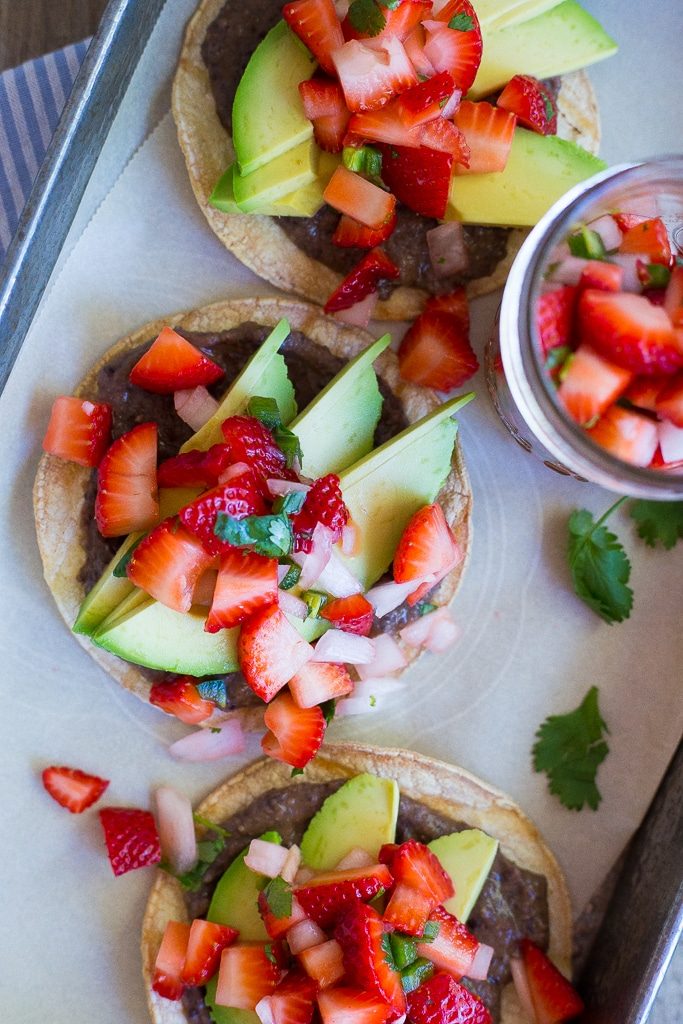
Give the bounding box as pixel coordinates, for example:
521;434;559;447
1;1;682;1022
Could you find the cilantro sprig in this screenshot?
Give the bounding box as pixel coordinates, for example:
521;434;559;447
215;511;293;557
532;686;609;811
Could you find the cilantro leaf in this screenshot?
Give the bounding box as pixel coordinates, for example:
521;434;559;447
168;815;230;891
448;12;474;30
247;396;282;432
567;503;633;623
532;687;609;811
320;699;337;725
348;0;386;36
291;767;305;777
263;875;293;919
630;499;683;550
195;677;229;709
215;512;293;557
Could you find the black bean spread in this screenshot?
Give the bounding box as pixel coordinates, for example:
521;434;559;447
181;782;549;1024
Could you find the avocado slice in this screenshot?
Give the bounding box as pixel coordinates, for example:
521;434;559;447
291;334;393;479
185;319;296;453
233;139;319;213
475;0;562;30
300;774;399;870
447;129;606;228
211;153;341;218
205;831;281;1024
469;1;617;99
337;393;474;591
232;20;316;177
428;830;499;923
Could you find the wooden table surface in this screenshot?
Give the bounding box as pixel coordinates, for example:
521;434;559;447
0;0;107;72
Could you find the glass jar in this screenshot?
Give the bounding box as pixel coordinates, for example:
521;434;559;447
486;156;683;499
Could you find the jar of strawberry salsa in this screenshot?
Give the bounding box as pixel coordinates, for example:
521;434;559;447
486;156;683;499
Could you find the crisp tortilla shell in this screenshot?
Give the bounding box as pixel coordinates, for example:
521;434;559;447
141;742;573;1024
172;0;601;320
34;296;472;730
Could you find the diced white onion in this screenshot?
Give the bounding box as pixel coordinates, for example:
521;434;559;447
169;719;245;761
336;677;406;716
281;845;302;884
658;420;683;464
427;221;469;278
294;865;317;885
335;847;375;870
244;838;290;878
357;633;407;680
609;254;643;292
174;386;219;431
312;629;375;665
278;590;308;620
255;997;276;1024
341;520;360;556
267;478;310;497
287;918;327;954
468;943;494;981
295;523;335;590
315;550;363;598
155;785;197;874
334;292;379;328
423;610;460;653
547;256;590;286
587;214;623;252
366;575;434;618
334;0;350;18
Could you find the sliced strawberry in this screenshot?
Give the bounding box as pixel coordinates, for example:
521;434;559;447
41;765;109;814
99;806;161;876
535;286;577;355
404;25;434;79
335;903;406;1015
380;840;454;904
289;661;354;708
324;247;400;314
415;906;479;979
655;372;683;427
425;287;469;330
379;143;453;219
181;919;238;987
664;265;683;327
239;605;315;702
157;443;233;489
382;881;433;936
332;37;418;113
579;260;623;293
406;971;492;1024
324;166;396;231
396;71;456;128
586;405;659;467
42;396;112;467
126;518;214;613
622;375;667;413
497;74;557;135
292;472;349;552
221;416;291;480
618;217;672;266
298;938;345;988
520;939;584;1024
296;863;393;929
556;344;633;426
283;0;344;76
423;2;483;93
299;77;351;152
453;100;515;174
577;288;683;375
129;328;224;395
268;971;318;1024
258;891;308;940
206;549;278;632
393;503;460;607
318;987;394;1024
332;210;397;248
215;944;281;1011
149;676;215;724
419;118;470;165
347;102;424;148
179;478;267;556
95;422;159;537
152;920;191;1001
262;690;326;768
321;593;374;635
398;310;478;391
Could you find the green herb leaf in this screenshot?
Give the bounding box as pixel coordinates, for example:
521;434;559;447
545;345;572;377
195;677;229;709
532;686;609;811
420;920;440;943
389;933;418;970
448;12;474;30
630;499;683;549
567;502;633;623
215;512;293;558
263;875;293;919
273;490;307;516
418;602;437;617
348;0;386;36
400;958;435;994
321;699;337;725
543;93;556;123
291;767;305;777
274;426;303;469
169;815;230;891
381;931;397;968
264;943;277;964
112;537;143;578
639;262;671;289
279;563;302;591
247;396;282;432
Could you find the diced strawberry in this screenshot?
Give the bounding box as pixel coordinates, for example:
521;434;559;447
298;938;345;988
269;971;318;1024
497;74;557;135
650;444;683;470
321;594;374;635
415;906;479;979
347;103;424;148
95;422;159;537
289;661;354;708
379;143;453;219
586;405;659;467
613;212;647;233
206;549;278;632
262;690;326;769
332;210;397;248
453;100;515;174
335;903;406;1015
41;765;109;814
618;217;672;267
239;605;315;702
419;118;470;165
382;881;433;936
332;37;418;113
324;247;400;314
396;71;456;127
157;443;234;489
299;77;351;153
406;971;492;1024
318;987;394;1024
398;310;478;392
622;375;667;413
423;2;483;93
152;920;191;1001
556;344;632;426
179;479;267;557
380;840;454;904
425;287;469;330
221;416;291;480
258;892;308;940
283;0;344;76
655;372;683;427
535;286;577;355
520;939;584;1024
404;25;434;79
577;288;683;375
295;863;393;928
126;518;215;613
292;473;349;552
42;396;112;468
129;328;224;395
324;166;396;231
181;919;238;986
393;503;461;607
99;806;161;876
149;676;215;724
579;260;623;293
664;265;683;327
216;944;281;1011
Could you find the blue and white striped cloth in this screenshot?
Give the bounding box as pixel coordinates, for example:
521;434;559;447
0;40;88;259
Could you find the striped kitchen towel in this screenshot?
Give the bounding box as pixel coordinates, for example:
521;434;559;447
0;40;88;260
